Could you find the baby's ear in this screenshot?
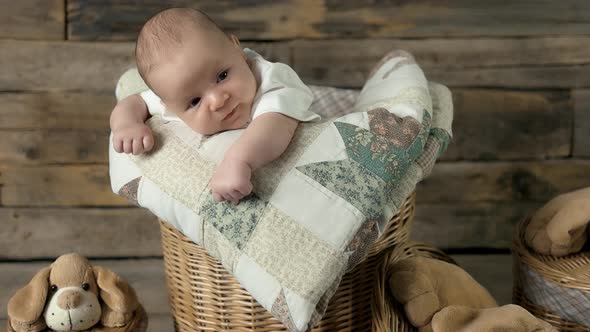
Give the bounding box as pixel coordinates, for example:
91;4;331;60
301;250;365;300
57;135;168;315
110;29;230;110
229;33;241;47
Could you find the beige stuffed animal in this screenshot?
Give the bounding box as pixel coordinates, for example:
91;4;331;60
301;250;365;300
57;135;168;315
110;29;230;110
525;187;590;256
390;257;556;332
7;253;141;332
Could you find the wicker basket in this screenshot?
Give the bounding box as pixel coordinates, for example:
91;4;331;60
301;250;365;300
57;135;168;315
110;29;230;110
7;305;148;332
513;216;590;332
372;242;456;332
159;193;416;331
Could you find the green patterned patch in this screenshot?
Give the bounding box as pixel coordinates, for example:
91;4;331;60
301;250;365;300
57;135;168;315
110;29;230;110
297;159;388;220
199;192;267;250
334;122;409;184
430;127;451;157
299;110;436;222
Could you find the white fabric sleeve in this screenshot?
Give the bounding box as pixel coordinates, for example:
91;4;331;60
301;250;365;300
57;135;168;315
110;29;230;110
139;90;181;121
252;63;320;122
140;90;166;116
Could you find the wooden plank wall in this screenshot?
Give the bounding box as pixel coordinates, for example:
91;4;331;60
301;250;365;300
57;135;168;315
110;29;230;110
2;0;590;328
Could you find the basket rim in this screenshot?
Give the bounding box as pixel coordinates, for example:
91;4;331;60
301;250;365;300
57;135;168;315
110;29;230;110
513;216;590;290
513;287;589;331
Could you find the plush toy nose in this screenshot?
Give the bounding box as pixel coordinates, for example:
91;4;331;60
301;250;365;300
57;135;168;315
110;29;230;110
57;289;82;309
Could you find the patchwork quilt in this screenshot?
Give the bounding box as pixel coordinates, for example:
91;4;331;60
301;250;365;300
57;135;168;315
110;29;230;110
109;50;453;331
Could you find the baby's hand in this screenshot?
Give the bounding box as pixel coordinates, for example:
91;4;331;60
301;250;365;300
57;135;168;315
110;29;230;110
112;123;154;155
210;158;253;205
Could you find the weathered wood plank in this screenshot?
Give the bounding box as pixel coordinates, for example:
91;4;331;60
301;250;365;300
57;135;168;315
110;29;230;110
412;202;541;249
573;90;590;157
0;165;127;207
0;202;532;261
442;89;570;161
67;0;590;41
0;208;159;259
2;161;589;207
0;259;170;320
417;160;590;203
292;38;590;88
429;66;590;90
0;130;109;165
0;41;290;92
0;89;570;164
451;254;513;305
0;92;114;130
0;0;64;40
5;38;590;92
0;40;135;92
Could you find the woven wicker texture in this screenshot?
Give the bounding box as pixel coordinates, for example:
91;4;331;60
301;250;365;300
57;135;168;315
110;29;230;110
159;193;417;331
513;217;590;332
7;305;148;332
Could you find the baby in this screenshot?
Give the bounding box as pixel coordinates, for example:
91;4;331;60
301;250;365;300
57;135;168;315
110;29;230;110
110;8;319;205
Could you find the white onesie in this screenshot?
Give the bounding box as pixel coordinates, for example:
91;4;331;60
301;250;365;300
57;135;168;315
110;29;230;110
139;48;320;124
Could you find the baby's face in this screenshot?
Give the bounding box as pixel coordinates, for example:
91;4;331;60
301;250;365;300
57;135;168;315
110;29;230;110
148;29;257;135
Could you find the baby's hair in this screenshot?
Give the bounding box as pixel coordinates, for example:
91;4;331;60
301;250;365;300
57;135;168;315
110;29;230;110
135;7;226;81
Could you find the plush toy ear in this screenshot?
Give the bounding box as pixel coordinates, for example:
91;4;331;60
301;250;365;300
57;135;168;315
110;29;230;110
7;266;51;325
93;265;139;314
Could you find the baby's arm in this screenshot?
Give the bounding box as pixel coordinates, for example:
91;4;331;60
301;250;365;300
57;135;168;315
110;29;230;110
210;112;298;204
110;94;154;155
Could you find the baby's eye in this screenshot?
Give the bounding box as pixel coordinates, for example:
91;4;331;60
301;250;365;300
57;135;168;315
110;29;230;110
190;97;201;108
217;70;228;82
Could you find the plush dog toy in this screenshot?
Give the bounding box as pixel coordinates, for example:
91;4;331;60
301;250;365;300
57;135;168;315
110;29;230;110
389;257;556;332
7;253;142;332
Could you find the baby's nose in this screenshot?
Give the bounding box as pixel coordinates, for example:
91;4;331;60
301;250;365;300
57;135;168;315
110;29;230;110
208;91;229;112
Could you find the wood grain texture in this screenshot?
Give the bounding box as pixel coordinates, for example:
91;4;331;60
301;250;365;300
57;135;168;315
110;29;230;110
0;41;290;92
0;89;570;164
67;0;590;40
0;202;531;260
442;89;571;161
292;38;590;88
2;161;589;207
573;89;590;157
0;165;128;206
0;92;114;130
417;160;590;203
4;37;590;92
0;40;135;92
0;130;109;165
0;0;64;40
0;208;159;259
412;202;541;249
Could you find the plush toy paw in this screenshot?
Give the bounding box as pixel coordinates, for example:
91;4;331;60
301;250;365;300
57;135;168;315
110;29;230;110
389;257;497;331
525;187;590;256
431;304;557;332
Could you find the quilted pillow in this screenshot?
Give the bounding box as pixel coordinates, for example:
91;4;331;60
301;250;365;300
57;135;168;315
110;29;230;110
109;50;453;331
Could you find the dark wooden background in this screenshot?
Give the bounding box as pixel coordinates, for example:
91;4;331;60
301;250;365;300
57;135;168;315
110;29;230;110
2;1;590;330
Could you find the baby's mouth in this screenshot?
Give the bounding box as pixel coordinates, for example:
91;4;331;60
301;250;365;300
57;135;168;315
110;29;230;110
223;105;238;120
